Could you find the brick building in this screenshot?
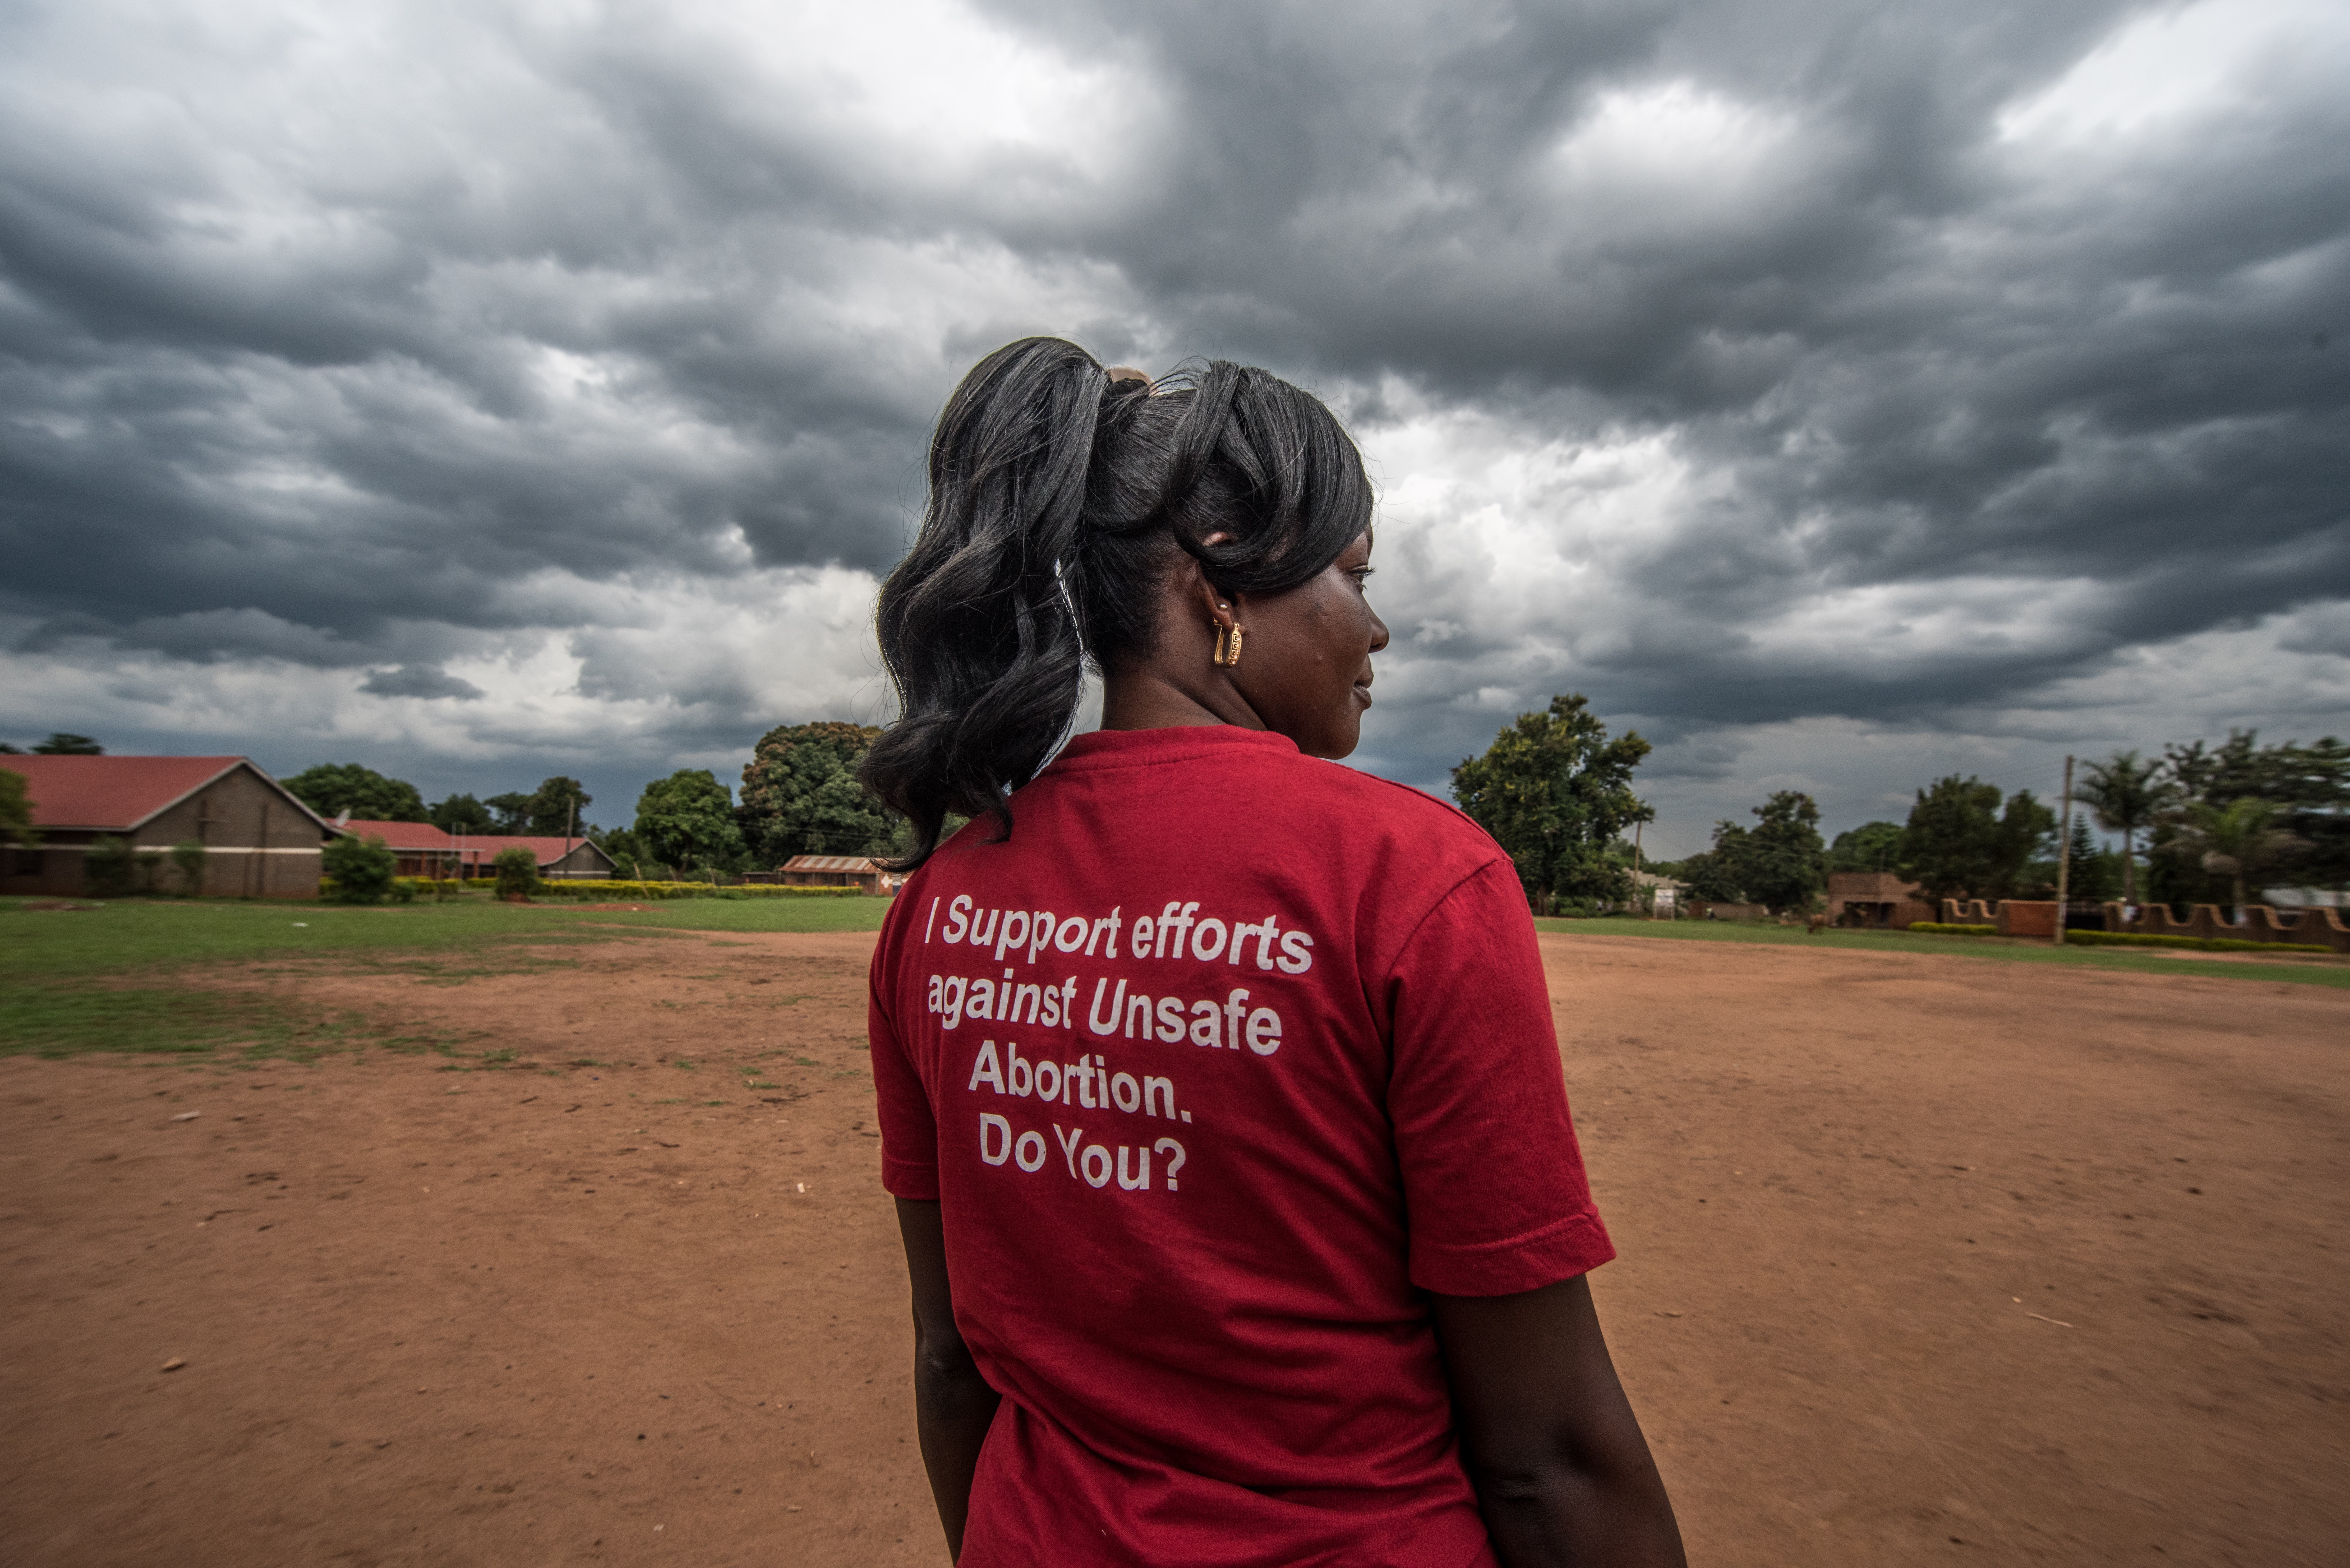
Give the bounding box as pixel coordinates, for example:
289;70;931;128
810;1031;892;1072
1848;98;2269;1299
1;755;332;898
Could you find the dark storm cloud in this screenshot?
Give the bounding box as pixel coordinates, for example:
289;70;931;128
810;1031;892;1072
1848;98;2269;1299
360;664;486;701
1;0;2345;807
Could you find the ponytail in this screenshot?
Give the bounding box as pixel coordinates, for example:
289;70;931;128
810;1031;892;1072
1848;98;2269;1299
862;337;1371;869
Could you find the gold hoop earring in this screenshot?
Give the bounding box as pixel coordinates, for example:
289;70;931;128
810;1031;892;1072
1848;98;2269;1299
1211;620;1246;668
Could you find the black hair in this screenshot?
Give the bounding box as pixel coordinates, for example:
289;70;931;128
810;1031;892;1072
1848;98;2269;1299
860;335;1373;869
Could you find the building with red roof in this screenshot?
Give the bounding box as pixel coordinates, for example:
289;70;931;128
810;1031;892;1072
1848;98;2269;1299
0;755;334;898
331;820;616;880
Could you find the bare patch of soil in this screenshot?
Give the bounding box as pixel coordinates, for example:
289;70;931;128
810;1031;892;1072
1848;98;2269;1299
2;930;2342;1566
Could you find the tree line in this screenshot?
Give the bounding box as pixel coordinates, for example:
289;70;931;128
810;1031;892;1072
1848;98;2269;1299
1441;699;2347;918
15;714;2341;910
271;721;898;879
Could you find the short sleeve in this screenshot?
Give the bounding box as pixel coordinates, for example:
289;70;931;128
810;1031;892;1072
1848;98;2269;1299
1384;858;1614;1295
869;927;940;1202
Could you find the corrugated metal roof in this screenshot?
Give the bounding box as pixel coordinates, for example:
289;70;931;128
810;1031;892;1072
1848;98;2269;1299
3;755;330;833
780;854;882;873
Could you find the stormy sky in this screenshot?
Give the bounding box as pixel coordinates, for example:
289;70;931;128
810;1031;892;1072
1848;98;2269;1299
3;0;2345;854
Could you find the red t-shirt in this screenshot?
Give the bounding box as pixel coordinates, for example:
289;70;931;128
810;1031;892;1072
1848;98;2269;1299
869;725;1613;1568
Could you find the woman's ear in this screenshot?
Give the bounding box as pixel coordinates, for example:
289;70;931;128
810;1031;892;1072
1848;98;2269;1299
1191;533;1239;632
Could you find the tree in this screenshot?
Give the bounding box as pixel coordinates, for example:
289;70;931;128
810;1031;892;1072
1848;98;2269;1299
2075;750;2169;906
284;763;428;822
738;721;895;865
1989;790;2058;901
2163;798;2298;913
1450;694;1652;914
1721;791;1827;913
429;793;495;835
0;768;37;850
1828;821;1905;873
634;770;747;873
2158;731;2347;897
32;733;103;755
523;776;593;838
322;833;397;903
484;792;535;833
1674;845;1748;904
170;839;208;897
491;845;540;901
2060;817;2116;905
1897;777;2055;908
592;824;659;879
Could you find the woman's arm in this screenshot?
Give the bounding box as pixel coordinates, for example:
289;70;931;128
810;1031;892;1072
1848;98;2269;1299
895;1197;1001;1560
1432;1273;1687;1568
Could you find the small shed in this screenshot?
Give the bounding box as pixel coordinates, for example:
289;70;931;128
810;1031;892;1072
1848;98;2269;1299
778;854;898;895
1827;870;1935;928
0;755;332;898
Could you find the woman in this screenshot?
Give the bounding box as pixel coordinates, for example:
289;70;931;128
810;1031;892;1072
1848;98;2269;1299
861;337;1685;1567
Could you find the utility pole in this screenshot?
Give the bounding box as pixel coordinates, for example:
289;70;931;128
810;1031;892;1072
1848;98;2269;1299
2052;754;2074;949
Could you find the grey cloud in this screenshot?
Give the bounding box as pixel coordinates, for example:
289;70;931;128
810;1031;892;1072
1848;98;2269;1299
2;0;2346;834
360;664;487;700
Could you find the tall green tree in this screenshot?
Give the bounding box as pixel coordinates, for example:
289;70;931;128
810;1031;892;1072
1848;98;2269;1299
1718;791;1827;913
634;770;747;873
429;793;495;835
738;721;894;865
2060;817;2116;904
484;792;535;833
1450;694;1652;914
284;763;428;822
31;733;103;755
523;776;593;837
2156;731;2346;897
1827;820;1906;874
1897;777;2056;908
2075;750;2169;906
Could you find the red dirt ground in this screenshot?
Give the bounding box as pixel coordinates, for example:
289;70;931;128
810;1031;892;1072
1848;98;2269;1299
2;930;2343;1567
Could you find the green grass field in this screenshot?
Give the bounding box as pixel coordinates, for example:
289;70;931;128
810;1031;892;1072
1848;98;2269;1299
1532;915;2350;990
8;895;2338;1062
0;894;893;1059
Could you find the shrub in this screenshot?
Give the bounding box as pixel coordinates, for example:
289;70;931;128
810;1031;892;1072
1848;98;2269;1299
322;834;398;904
170;839;208;896
2062;929;2331;956
1907;922;1997;936
492;845;540;901
84;835;138;897
515;879;868;901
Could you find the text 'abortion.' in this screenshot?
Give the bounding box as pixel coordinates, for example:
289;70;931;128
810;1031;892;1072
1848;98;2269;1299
965;1040;1194;1192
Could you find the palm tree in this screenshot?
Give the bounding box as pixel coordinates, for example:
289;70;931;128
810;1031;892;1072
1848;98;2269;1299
2165;798;2298;914
2076;750;2169;906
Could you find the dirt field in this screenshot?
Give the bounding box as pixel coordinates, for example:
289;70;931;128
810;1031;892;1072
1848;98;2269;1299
3;929;2344;1567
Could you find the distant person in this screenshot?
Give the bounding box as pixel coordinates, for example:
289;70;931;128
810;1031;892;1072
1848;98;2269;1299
860;337;1684;1567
